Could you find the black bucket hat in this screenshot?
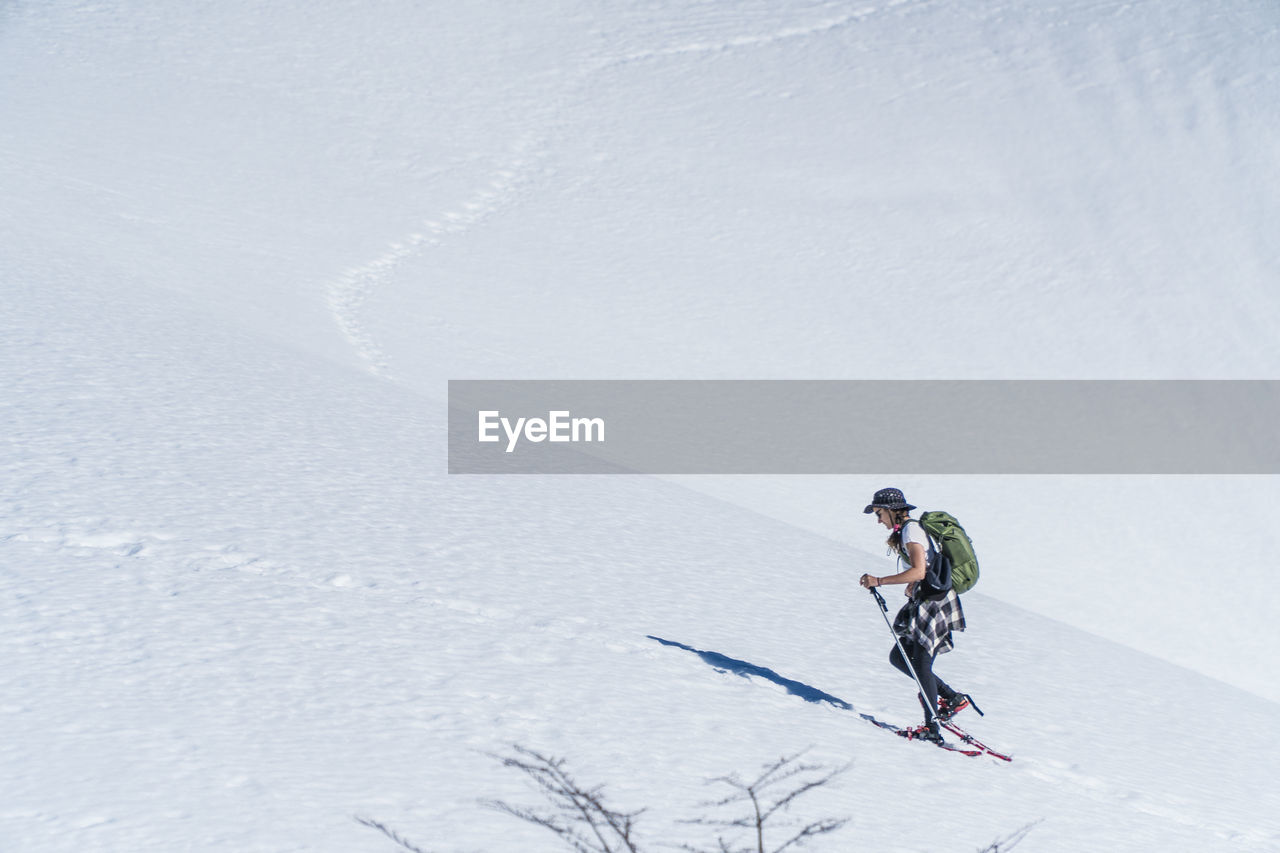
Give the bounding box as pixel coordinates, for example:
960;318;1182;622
863;487;916;514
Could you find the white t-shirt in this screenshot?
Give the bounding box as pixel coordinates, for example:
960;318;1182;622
899;519;936;568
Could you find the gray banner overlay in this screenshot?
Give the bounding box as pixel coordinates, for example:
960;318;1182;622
448;380;1280;474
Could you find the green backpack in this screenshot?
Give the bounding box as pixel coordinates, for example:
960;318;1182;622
917;511;980;595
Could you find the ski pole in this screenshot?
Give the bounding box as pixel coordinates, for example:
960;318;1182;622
869;587;935;723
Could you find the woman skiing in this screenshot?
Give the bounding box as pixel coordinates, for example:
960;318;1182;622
858;487;971;743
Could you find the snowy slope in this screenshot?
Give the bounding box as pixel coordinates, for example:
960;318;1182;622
2;281;1277;849
3;0;1280;851
3;273;1277;850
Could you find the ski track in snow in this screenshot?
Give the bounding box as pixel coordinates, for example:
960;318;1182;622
1019;753;1280;850
325;133;549;378
323;0;912;377
4;525;297;584
0;520;640;641
608;4;891;65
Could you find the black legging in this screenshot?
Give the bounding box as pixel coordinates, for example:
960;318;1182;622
889;640;956;722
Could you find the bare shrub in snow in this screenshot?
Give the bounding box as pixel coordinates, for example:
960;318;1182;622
976;819;1042;852
356;747;1036;853
676;750;849;853
484;744;645;852
482;746;847;853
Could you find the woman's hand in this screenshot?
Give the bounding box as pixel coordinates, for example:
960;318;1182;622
859;574;879;589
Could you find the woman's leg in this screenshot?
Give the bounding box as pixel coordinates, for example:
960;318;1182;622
889;641;941;721
933;670;957;704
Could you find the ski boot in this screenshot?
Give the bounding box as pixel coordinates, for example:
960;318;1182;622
937;693;972;722
899;720;944;744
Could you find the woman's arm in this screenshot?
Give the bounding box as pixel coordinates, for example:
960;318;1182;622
858;541;928;588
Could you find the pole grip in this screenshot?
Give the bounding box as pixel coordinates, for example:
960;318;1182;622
870;586;888;612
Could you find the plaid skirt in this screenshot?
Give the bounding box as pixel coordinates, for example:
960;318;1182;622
893;588;966;657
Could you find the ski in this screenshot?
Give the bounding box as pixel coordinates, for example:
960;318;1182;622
897;727;983;757
939;721;1013;762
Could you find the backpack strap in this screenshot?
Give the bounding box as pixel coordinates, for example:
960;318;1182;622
901;518;937;554
904;517;951;596
896;518;934;570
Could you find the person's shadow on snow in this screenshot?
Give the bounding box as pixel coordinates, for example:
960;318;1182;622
647;635;857;708
646;635;904;732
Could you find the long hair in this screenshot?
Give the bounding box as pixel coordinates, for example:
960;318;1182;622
884;507;915;558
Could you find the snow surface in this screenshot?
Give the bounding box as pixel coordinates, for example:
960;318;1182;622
3;0;1280;851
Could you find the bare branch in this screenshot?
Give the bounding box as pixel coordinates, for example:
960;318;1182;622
355;816;434;853
678;751;850;853
771;817;851;853
487;745;646;853
760;765;849;824
978;820;1043;852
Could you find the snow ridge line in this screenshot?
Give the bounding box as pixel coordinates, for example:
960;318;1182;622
326;133;547;378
